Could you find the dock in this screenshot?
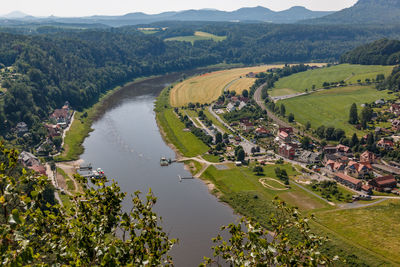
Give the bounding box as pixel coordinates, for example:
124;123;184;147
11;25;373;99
178;175;194;182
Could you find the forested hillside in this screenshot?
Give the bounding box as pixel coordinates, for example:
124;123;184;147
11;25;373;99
340;39;400;65
304;0;400;25
1;22;400;140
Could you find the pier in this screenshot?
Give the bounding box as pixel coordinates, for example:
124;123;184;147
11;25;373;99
178;175;194;182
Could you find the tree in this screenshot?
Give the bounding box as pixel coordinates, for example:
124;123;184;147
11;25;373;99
52;136;62;149
0;144;176;265
349;103;358;124
237;149;245;162
242;89;249;98
301;136;311;149
215;132;222;144
280;104;286;117
306;121;311;130
203;200;333;266
253;166;264;176
350;133;359;147
288;113;295;122
361;105;373;127
316;125;326;139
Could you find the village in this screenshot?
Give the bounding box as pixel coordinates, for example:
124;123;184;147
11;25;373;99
173;80;400;203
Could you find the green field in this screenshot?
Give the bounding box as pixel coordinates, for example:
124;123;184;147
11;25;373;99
279;85;395;136
155;88;210;157
202;163;328;211
271;64;394;97
165;31;227;44
315;201;400;265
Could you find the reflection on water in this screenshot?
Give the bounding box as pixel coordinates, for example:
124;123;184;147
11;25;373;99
80;71;238;266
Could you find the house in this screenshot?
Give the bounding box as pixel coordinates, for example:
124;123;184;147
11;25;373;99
298;151;321;164
237;101;247;111
334;173;362;190
242;122;254;132
336;144;351;154
377;138;394;150
392;119;400;132
246;72;256;78
255;127;270;137
278;143;295;160
323;146;337;155
390;103;400;116
369;175;397;192
345;161;372;178
279;127;293;134
361;184;373;195
16;122;28;136
226;103;236;113
45;124;61;138
375;99;385;105
50;102;72;126
18;151;40;167
29;165;47;176
360;151;377;164
278;131;291;143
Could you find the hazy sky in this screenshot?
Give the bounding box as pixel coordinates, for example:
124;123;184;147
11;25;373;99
3;0;359;17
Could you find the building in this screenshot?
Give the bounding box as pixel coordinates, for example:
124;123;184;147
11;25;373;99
16;122;28;136
50;102;72;126
369;175;397;192
242;122;254;132
29;165;47;176
298;150;321;164
377;138;394;150
18;151;40;167
226;103;236;113
336;144;351;154
392;119;400;132
345;161;372;178
278;144;295;160
255;127;270;137
279;131;291;143
334;173;362;190
390;103;400;116
360;151;377;164
279;127;293;134
45;124;61;138
237;101;247;111
361;184;373;195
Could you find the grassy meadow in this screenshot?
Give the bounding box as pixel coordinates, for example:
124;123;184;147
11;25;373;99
315;200;400;265
165;31;227;44
170;65;284;107
271;64;394;97
279;85;395;136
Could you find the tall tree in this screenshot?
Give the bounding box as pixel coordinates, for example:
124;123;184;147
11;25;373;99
280;104;286;117
348;103;358;124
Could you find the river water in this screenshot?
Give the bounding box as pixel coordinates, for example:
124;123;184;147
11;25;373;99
80;71;238;266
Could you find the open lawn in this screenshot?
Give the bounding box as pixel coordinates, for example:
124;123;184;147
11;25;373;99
202;163;328;211
165;31;227;44
271;64;394;97
315;200;400;265
279;85;395;136
170;65;284;107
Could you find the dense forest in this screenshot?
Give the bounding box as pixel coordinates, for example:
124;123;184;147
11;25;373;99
1;22;400;141
340;39;400;65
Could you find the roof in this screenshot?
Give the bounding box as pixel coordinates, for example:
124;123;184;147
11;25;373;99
279;131;289;138
51;108;69;119
372;175;397;186
29;165;46;175
335;172;362;185
255;127;269;134
361;150;374;157
336;144;350;153
362;184;372;191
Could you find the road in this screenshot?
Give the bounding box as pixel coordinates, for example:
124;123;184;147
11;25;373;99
292;180;335;206
253;83;321;143
45;163;63;207
208;105;262;155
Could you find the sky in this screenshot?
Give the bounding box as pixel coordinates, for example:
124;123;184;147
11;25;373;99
2;0;359;17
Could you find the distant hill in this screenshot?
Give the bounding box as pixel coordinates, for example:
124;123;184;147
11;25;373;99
2;11;30;19
340;39;400;65
0;7;333;27
304;0;400;25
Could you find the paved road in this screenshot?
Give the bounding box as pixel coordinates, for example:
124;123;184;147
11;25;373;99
253;83;321;143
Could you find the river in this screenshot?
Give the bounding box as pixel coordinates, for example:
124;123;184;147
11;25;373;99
80;71;238;266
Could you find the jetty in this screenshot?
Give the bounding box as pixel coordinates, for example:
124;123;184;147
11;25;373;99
178;175;194;182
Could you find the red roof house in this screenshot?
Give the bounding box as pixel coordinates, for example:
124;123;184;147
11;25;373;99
369;175;397;192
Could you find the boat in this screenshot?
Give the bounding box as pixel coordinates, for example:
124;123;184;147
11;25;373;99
160;157;169;166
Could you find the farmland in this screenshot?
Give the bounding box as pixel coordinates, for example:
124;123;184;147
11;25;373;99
271;64;394;97
315;200;400;265
170;65;284;107
279;85;395;136
165;31;227;44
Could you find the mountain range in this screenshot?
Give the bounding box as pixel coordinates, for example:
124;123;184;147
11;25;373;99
0;6;333;26
304;0;400;24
